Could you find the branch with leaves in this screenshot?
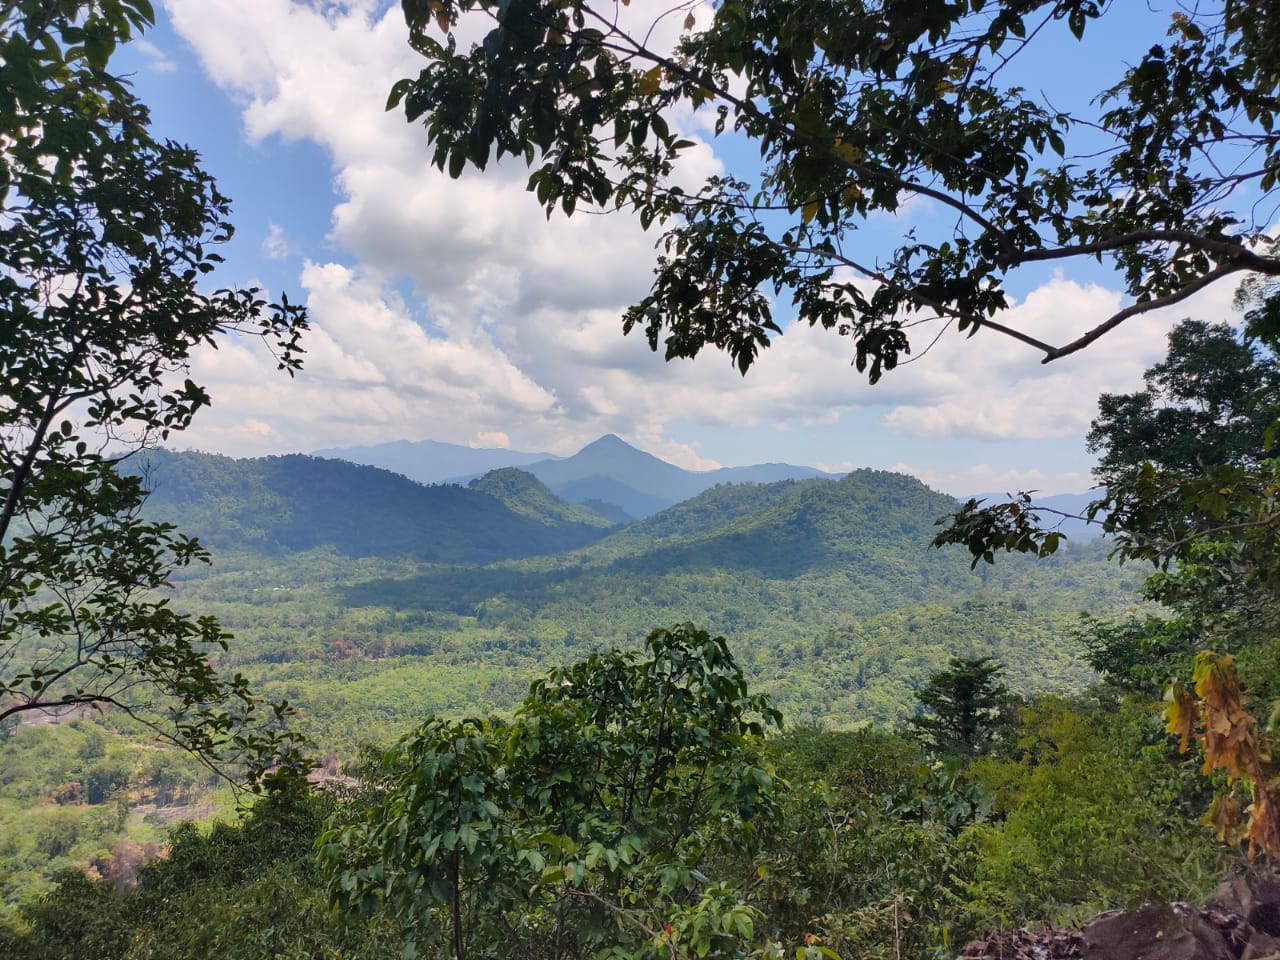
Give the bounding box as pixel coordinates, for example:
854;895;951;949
1165;652;1280;858
392;0;1280;380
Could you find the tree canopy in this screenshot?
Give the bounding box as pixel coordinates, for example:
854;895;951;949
392;0;1280;380
1087;320;1280;483
0;0;308;779
909;656;1012;759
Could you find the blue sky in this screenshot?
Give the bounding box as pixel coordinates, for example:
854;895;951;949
114;1;1245;495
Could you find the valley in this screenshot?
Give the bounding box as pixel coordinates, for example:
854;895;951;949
137;441;1132;748
0;436;1229;953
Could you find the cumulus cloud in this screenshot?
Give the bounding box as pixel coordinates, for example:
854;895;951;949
880;274;1242;443
261;223;292;260
162;0;1246;483
134;38;177;72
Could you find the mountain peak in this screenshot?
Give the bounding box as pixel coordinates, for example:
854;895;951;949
580;433;634;452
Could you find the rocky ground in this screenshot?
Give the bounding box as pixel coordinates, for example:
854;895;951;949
958;875;1280;960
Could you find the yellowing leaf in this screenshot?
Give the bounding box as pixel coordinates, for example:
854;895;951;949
1164;682;1198;754
638;65;662;96
1247;786;1280;858
1203;792;1241;842
801;199;819;224
1208;710;1234;736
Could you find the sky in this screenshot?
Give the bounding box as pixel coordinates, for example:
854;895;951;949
112;0;1247;496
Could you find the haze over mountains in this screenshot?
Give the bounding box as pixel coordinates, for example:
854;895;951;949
314;433;839;519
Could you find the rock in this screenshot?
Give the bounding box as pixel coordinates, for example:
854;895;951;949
1241;931;1280;960
1081;903;1233;960
1206;874;1280;936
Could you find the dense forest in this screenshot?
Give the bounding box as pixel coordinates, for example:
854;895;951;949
5;2;1280;960
0;436;1211;944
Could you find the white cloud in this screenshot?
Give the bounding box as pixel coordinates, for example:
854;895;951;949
879;274;1243;442
262;223;292;260
134;38;177;72
161;0;1249;481
890;461;1096;499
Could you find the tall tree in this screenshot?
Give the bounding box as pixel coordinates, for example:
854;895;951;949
390;0;1280;380
0;1;308;778
1088;320;1280;483
1066;322;1280;695
909;656;1012;759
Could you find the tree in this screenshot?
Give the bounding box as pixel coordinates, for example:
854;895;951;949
320;624;780;960
908;656;1012;758
390;0;1280;380
0;1;309;779
1087;320;1280;483
1071;321;1280;689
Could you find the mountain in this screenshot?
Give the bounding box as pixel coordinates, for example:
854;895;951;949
467;468;619;528
326;469;1135;730
128;450;612;564
506;434;839;518
340;470;1117;627
311;438;557;485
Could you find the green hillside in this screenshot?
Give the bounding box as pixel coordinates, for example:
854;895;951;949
128;450;614;563
466;467;619;527
139;465;1140;742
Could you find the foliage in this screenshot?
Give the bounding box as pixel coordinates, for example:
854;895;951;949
964;694;1221;926
1164;651;1280;858
392;0;1279;380
0;685;1235;960
938;316;1280;868
320;623;781;960
1087;321;1280;482
0;1;309;778
939;321;1280;682
1075;613;1202;697
908;657;1014;759
1;785;403;960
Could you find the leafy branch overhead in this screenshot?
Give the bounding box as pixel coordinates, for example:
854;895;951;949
392;0;1280;379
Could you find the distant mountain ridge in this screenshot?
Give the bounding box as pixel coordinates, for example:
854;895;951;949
127;450;612;564
318;433;840;519
311;438;558;484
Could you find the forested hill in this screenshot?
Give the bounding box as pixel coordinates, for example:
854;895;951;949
336;468;1055;631
126;450;617;563
329;470;1129;713
466;467;618;527
584;469;966;581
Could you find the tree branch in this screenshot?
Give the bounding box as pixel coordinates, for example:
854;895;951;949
1003;228;1280;273
1044;261;1249;363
